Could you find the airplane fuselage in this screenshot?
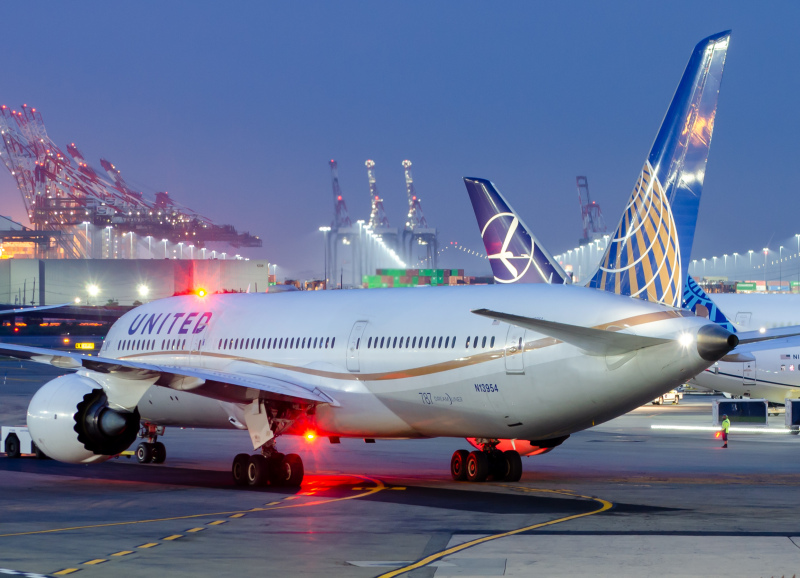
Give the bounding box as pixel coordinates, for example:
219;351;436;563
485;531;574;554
97;284;716;442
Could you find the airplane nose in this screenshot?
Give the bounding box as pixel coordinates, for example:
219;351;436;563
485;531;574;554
695;323;739;361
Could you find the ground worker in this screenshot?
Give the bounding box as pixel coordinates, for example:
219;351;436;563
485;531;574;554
721;414;730;448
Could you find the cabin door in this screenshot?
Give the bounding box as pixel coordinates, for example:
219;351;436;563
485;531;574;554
504;325;526;374
346;321;368;372
742;360;756;386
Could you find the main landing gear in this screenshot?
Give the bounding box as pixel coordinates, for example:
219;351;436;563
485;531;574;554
136;423;166;464
231;442;304;489
450;442;522;483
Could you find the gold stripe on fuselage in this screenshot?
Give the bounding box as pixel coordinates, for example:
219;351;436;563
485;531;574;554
116;309;693;382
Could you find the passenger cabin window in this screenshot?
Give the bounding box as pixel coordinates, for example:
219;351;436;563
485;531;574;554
491;336;495;348
482;336;487;348
465;336;470;348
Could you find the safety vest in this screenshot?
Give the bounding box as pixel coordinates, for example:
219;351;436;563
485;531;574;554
721;418;730;433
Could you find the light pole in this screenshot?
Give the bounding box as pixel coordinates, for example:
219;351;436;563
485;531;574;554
82;221;90;257
733;253;738;279
188;245;194;259
319;226;331;289
796;234;800;285
748;249;754;273
780;246;784;289
723;254;728;277
162;239;168;258
271;263;278;284
146;236;152;258
105;226;113;259
201;248;207;259
763;248;769;286
86;283;99;306
692;259;697;276
128;231;134;258
712;256;717;275
702;258;706;277
178;242;184;259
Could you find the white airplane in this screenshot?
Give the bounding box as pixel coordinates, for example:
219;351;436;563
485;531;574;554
0;31;742;487
8;284;736;485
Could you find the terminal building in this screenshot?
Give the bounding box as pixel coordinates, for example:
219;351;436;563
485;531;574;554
0;258;271;306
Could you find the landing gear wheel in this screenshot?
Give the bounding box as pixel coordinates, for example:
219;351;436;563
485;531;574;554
136;442;153;464
232;453;250;487
267;452;286;486
247;455;270;487
4;434;20;458
450;449;469;481
32;442;49;460
152;442;166;464
282;454;304;487
466;450;489;482
502;450;523;482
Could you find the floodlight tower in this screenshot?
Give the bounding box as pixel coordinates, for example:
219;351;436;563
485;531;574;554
364;160;398;273
329;160;352;229
401;160;437;268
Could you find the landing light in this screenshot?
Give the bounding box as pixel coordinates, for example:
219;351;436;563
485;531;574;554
678;333;694;348
196;288;207;298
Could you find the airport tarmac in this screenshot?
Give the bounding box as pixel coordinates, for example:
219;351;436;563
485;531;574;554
1;360;800;577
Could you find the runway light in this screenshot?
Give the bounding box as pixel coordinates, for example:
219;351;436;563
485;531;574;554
196;288;207;298
304;431;317;442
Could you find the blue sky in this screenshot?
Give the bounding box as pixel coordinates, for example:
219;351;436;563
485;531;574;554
0;1;796;279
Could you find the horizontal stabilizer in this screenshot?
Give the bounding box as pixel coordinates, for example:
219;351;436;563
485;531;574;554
471;308;671;356
735;326;800;346
0;343;338;407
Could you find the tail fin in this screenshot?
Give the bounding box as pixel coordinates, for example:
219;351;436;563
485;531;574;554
464;177;569;284
588;31;730;307
683;275;736;333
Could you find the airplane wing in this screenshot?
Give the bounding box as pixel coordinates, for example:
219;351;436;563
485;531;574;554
471;308;671;356
0;342;338;407
0;303;70;315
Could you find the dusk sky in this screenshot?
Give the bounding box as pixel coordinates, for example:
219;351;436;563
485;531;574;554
0;2;797;280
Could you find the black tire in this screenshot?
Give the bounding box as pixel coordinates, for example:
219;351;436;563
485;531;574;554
32;442;49;460
152;442;166;464
136;442;153;464
247;455;270;487
503;450;523;482
465;450;489;482
267;452;286;486
450;449;469;481
5;434;20;458
283;454;304;487
232;453;250;487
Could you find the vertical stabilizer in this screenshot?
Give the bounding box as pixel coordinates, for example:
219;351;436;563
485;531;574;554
683;275;736;333
588;31;730;307
464;177;568;284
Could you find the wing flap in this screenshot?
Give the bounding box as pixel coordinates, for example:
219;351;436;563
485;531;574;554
0;343;338;407
471;308;672;356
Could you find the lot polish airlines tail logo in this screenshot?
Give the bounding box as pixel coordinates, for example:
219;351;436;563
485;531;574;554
592;161;681;307
481;212;540;283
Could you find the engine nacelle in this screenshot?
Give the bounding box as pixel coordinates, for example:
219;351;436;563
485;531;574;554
27;374;140;464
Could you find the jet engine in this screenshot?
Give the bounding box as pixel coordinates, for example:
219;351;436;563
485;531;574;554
27;374;140;464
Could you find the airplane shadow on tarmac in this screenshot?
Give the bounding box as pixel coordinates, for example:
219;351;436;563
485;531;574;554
0;457;684;517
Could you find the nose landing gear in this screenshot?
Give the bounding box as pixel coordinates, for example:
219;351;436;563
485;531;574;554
136;423;166;464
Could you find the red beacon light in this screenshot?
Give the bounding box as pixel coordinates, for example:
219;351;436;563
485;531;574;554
196;288;207;298
304;431;317;442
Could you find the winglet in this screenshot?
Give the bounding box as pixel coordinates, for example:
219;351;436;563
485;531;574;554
464;177;569;285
